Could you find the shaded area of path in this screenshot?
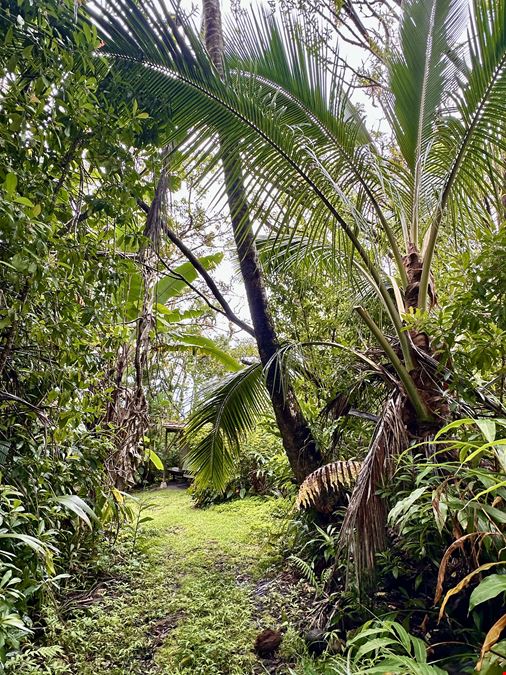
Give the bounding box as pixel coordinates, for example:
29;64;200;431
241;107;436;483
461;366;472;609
15;487;312;674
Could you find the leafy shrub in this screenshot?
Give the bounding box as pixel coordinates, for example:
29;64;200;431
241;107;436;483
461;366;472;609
381;418;506;672
190;421;292;507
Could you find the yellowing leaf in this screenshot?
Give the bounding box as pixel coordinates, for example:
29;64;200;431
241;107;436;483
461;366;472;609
148;449;164;471
111;487;124;504
476;613;506;671
439;562;505;620
296;460;361;513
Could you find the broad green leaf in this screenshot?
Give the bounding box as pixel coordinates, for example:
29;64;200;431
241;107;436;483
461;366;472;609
53;495;98;529
116;267;143;320
390;621;412;653
477;614;506;671
439;562;506;619
432;491;448;533
469;574;506;612
434;418;474;439
480;503;506;525
353;637;398;660
155;304;204;323
495;447;506;473
370;658;445;674
169;334;242;371
388;486;428;527
476;419;496;443
14;195;34;207
155;253;223;304
0;533;46;553
148;449;164;471
470;479;506;503
4;172;17;195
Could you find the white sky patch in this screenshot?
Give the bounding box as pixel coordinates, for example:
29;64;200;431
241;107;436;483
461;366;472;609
134;1;397;335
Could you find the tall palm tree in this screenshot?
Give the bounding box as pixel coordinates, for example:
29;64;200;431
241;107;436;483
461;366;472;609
199;0;323;485
87;0;506;569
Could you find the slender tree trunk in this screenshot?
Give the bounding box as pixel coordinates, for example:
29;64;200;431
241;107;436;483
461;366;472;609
201;0;322;482
107;171;167;489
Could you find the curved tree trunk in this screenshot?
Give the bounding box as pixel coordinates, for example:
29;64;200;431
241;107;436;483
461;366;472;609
202;0;322;483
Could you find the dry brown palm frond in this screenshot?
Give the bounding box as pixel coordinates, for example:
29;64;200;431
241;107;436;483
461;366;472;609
296;460;361;514
339;391;409;576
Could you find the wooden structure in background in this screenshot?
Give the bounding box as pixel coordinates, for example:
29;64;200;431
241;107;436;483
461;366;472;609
162;421;192;483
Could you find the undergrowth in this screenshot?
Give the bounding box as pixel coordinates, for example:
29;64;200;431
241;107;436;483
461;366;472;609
6;489;307;674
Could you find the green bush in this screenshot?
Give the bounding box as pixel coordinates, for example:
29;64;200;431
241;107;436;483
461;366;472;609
190;421;294;507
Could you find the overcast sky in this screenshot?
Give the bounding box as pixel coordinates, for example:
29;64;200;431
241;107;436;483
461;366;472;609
171;0;387;336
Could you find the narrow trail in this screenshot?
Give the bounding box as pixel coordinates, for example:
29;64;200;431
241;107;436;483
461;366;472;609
33;487;311;675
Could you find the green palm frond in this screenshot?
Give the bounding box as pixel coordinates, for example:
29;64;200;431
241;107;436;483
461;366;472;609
257;235;376;306
418;0;506;307
435;0;506;209
224;11;412;281
387;0;468;241
183;364;271;491
225;10;378;198
388;0;467;172
87;0;506;402
87;1;408;346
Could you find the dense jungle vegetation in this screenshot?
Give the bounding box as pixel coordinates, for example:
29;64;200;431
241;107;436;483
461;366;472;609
1;0;506;672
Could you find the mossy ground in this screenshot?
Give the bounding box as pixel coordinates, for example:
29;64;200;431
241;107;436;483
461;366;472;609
8;487;314;674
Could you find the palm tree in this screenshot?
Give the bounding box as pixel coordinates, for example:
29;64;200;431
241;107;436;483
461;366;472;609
87;0;506;570
199;0;323;485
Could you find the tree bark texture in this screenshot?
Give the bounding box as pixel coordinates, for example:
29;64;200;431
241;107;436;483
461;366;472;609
107;172;168;489
202;0;323;482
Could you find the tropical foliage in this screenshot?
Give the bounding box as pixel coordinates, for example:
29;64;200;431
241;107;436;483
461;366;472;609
83;0;506;569
1;0;505;672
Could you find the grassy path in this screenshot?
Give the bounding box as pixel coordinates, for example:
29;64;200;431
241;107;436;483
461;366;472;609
14;487;311;675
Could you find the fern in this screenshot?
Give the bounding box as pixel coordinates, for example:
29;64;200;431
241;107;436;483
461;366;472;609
296;460;361;513
288;555;319;588
36;645;65;659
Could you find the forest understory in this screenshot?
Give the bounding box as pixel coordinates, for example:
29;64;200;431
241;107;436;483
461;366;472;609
6;487;320;675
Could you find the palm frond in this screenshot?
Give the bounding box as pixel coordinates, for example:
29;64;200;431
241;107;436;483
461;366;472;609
419;0;506;307
340;392;409;574
224;10;382;206
183;364;271;491
296;460;362;514
257;234;381;306
387;0;468;242
436;0;506;210
87;0;409;350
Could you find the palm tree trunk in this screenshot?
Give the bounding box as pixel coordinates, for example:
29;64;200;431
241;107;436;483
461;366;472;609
201;0;322;482
402;243;449;428
339;248;449;580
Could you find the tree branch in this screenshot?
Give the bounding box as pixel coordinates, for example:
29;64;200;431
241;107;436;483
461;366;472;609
137;198;255;337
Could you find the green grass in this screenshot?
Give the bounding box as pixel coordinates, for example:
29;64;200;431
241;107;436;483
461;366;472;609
7;488;308;675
